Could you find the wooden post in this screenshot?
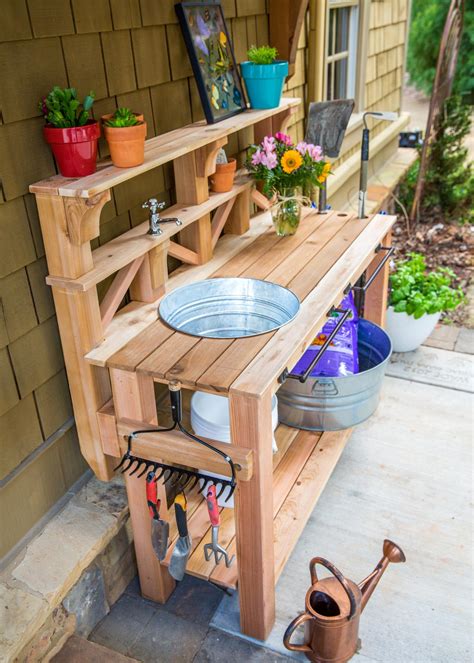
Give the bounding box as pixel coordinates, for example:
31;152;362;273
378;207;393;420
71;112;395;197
363;231;392;327
225;189;251;236
35;192;115;481
110;369;175;603
229;389;275;640
130;242;170;303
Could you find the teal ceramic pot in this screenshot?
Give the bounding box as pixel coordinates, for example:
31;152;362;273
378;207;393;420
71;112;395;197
240;60;289;109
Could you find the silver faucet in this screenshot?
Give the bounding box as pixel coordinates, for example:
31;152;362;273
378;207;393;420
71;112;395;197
142;198;182;236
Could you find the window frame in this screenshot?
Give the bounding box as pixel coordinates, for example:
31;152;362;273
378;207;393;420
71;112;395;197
325;0;360;102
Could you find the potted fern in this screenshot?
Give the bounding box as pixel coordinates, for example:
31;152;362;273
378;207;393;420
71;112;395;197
102;108;147;168
40;87;99;177
240;45;288;110
386;253;465;352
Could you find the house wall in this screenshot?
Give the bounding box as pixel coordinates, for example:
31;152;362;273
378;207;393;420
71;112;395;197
0;0;407;559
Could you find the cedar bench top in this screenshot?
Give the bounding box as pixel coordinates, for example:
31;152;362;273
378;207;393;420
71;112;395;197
105;208;396;398
29;97;300;199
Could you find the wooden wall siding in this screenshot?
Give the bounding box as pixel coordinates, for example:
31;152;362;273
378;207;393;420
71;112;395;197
0;0;407;559
0;0;276;560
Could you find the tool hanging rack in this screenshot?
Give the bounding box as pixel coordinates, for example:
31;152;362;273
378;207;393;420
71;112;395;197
115;380;237;500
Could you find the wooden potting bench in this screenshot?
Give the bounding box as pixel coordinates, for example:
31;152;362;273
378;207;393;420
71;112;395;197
30;97;395;640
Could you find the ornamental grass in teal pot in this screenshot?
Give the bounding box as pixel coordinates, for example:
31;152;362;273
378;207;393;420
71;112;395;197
240;46;288;110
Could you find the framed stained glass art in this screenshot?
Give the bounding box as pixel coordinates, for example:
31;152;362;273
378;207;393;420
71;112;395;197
175;2;247;124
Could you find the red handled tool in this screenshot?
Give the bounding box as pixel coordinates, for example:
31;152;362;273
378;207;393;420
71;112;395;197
203;485;235;567
146;472;169;561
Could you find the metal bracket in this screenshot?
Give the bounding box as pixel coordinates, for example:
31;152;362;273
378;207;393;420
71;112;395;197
142;198;183;236
351;245;394;293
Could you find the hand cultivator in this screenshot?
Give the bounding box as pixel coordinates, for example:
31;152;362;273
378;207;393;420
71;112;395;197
115;381;237;501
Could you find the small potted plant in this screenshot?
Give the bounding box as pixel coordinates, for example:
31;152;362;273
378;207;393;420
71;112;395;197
209;148;236;193
240;45;288;110
40;87;99;178
386;253;465;352
246;133;331;236
102;108;147;168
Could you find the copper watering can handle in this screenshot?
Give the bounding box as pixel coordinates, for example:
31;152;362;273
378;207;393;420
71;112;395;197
309;557;358;619
283;612;313;653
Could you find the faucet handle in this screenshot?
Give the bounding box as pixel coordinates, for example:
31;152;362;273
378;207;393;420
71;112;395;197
142;198;166;213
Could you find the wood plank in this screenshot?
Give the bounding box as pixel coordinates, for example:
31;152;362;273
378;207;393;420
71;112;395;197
273;429;353;581
168;241;200;265
100;256;144;328
162;500;213;569
30;98;301;199
112;370;175;603
108;320;174;371
210;428;321;589
116;420;254;481
229;390;275;640
138;331;200;378
225;188;251;236
129;242;169;303
46;173;252;291
231;214;396;397
88;212;273;368
363;231;392;327
97;400;120;457
211;198;236;248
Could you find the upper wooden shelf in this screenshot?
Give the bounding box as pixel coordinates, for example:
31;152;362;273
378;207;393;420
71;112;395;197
29;97;300;199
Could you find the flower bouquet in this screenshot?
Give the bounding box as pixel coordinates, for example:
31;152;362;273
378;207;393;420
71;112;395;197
246;132;331;236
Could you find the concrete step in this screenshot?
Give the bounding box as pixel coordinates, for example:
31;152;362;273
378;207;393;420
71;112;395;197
52;635;139;663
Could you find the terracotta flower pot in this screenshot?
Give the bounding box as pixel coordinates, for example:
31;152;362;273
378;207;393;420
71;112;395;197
103;121;147;168
43;120;100;178
210;158;237;193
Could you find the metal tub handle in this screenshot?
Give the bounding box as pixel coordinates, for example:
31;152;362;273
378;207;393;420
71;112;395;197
279;307;351;384
311;378;339;396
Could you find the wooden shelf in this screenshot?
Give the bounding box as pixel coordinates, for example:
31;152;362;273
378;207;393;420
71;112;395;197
29;98;300;199
46;171;252;290
160;424;352;590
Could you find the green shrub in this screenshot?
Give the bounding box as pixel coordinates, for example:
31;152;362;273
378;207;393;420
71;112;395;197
247;45;278;65
40;87;95;128
390;253;465;318
105;108;140;128
407;0;473;100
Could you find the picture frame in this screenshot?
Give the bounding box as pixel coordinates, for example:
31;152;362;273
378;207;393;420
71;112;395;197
175;2;247;124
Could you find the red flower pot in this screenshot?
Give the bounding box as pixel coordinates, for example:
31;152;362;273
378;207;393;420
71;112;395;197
43;120;100;177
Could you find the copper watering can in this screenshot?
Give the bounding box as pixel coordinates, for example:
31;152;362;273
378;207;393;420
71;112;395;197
283;540;406;663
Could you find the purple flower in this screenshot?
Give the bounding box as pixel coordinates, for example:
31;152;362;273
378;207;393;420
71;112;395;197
308;144;323;161
262;135;276;152
296;141;308;155
251;149;263;166
261;151;278;169
275;131;292;146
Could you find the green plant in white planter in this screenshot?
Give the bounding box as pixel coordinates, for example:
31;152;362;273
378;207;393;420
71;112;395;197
386;253;464;352
240;45;288;110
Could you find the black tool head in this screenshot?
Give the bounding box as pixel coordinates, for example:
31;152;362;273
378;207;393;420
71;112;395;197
305;99;355;158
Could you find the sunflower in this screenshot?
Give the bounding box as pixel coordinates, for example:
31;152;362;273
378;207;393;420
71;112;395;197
281;149;303;174
317;162;331;183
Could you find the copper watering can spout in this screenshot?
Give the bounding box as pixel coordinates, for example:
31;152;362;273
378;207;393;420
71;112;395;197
358;539;406;612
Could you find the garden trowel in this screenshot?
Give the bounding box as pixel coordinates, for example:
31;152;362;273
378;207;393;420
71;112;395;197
169;492;192;581
305;99;355;212
146;472;169;561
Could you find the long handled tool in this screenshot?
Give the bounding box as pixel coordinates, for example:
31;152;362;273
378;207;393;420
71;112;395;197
305;99;355;212
203;485;235;567
169;492;192;581
358;111;398;218
146;471;169;561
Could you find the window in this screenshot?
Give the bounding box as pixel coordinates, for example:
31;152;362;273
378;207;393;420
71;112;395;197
326;0;359;101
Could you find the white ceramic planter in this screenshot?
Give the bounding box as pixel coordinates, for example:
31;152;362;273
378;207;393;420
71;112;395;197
385;306;440;352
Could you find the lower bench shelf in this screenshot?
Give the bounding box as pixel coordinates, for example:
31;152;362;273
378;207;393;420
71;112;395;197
160;423;353;590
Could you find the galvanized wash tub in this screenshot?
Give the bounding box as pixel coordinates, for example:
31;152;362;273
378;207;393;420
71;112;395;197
277;319;392;431
159;277;300;339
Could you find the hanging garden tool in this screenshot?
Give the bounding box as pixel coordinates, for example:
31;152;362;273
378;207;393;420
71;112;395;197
115;381;237;500
146;471;169;561
169;492;192;581
203;485;235;567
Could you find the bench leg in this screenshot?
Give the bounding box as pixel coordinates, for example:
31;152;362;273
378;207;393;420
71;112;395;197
364;230;392;327
229;390;275;640
111;369;175;603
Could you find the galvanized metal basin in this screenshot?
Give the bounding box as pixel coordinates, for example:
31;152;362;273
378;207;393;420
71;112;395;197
159;277;300;339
